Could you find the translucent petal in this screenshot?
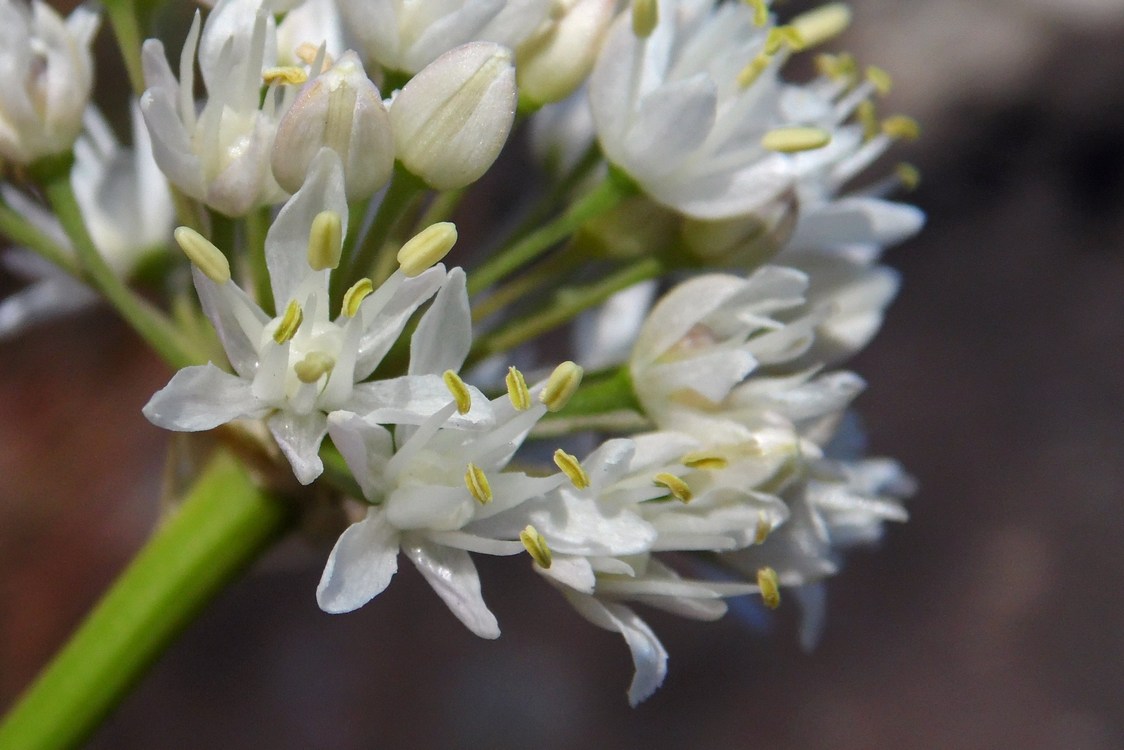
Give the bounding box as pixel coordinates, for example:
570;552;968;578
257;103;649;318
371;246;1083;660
317;508;400;613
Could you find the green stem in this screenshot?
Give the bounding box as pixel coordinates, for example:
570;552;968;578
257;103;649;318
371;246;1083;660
415;187;466;230
38;157;204;369
467;169;636;296
0;200;80;277
103;0;146;96
0;451;294;750
341;165;426;295
470;247;582;323
468;256;662;367
245;206;273;315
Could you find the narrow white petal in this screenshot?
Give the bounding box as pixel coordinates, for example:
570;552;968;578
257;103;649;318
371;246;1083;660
317;508;400;613
564;593;667;706
409;267;471;376
404;537;500;639
143;363;267;430
267;410;329;484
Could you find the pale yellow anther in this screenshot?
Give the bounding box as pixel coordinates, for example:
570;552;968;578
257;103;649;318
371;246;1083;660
857;99;879;141
737;54;772;89
539;361;583;412
881;114;921;141
815;52;858;84
263;66;308;86
341;278;374;318
443;370;472;415
745;0;768;27
294;351;335;383
761;126;832;153
295;42;333;68
764;26;805;55
754;513;772;544
654;472;693;503
682;451;728;471
865;65;892;96
631;0;658;38
505;366;532;411
790;3;852;49
464;462;493;505
520;525;553;568
174;227;230;284
895;162;921;191
553;449;590;489
307;210;343;271
757;566;781;609
273;300;304;344
397;222;458;277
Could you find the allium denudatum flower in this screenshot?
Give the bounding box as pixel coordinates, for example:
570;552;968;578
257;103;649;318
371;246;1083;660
0;0;928;732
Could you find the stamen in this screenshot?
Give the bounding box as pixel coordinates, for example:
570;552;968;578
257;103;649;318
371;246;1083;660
464;462;493;504
737;54;772;89
540;361;583;412
631;0;658;38
294;351;335;383
755;513;772;544
273;300;303;344
262;66;308;86
520;525;553;568
682;451;728;471
397;222;458;277
765;26;805;55
553;449;590;489
857;99;879;141
307;210;343;271
746;0;769;27
865;65;892;96
174;227;230;283
815;52;858;84
757;566;781;609
505;366;531;411
761;126;832;153
790;3;852;49
654;472;693;503
895;162;921;191
881;114;921;141
341;278;374;317
295;42;333;68
443;370;472;415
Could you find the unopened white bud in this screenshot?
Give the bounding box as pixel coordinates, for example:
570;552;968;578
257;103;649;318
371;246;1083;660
517;0;615;106
389;42;517;190
0;2;99;164
272;51;394;201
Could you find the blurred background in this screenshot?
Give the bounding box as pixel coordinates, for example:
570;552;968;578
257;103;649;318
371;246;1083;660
2;0;1123;747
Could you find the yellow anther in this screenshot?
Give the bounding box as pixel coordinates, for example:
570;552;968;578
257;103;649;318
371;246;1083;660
295;42;333;68
654;472;693;503
464;462;493;505
174;227;230;284
746;0;768;27
262;66;308;86
737;54;772;89
757;566;781;609
294;351;335;383
341;278;374;317
761;126;832;153
443;370;472;415
790;3;852;49
397;222;458;277
540;361;583;412
505;366;532;411
553;449;590;489
307;210;343;271
895;162;921;191
682;451;728;471
856;99;879;141
272;300;304;344
520;525;553;568
631;0;658;38
865;65;892;96
765;26;805;55
881;114;921;141
754;513;772;544
815;52;858;83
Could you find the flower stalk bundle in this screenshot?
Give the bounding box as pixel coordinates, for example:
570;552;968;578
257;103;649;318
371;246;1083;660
0;0;923;743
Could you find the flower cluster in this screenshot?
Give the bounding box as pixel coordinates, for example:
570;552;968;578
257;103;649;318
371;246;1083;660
0;0;922;705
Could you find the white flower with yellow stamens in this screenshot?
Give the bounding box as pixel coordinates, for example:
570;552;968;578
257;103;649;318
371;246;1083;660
143;149;489;484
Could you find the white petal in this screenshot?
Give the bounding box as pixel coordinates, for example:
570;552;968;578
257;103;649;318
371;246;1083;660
143;363;267;430
624;73;715;173
317;507;400;613
267;410;329;484
325;411;393;501
409;267;471;376
349;374;492;427
564;593;667;706
404;536;500;639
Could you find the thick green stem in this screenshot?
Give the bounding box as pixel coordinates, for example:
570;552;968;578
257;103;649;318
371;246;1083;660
471;247;582;323
468;256;662;366
39;159;204;369
0;451;294;750
467;170;636;296
103;0;146;96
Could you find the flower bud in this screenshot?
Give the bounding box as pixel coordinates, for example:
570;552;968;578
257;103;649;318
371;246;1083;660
389;42;517;190
0;1;99;165
272;51;394;200
516;0;615;107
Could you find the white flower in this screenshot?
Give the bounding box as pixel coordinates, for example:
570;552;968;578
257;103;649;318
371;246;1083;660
0;0;98;165
317;366;578;635
338;0;550;75
143;149;488;484
275;0;346;65
0;103;173;338
140;1;293;215
516;0;616;107
389;42;518;190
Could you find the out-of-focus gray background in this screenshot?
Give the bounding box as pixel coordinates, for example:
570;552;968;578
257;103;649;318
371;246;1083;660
2;1;1123;747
